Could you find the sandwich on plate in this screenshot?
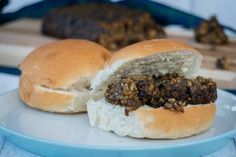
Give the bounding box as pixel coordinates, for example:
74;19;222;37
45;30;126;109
87;39;217;139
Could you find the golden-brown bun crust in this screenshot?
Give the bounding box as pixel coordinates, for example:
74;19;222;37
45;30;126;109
19;39;111;113
87;99;216;139
110;39;199;64
20;39;111;89
135;103;216;138
19;74;77;112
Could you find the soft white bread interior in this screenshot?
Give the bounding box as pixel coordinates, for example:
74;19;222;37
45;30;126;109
19;39;111;113
87;39;216;139
87;99;216;139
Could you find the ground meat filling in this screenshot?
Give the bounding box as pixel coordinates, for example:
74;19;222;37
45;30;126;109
105;74;217;115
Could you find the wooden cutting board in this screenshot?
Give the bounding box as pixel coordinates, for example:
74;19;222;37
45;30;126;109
0;18;236;89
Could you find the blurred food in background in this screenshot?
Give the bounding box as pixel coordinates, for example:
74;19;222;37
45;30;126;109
195;16;228;45
216;56;229;70
41;3;165;50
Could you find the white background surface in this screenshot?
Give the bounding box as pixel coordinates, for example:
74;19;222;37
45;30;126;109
154;0;235;30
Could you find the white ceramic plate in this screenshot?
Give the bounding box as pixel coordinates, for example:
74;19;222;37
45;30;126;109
0;89;235;157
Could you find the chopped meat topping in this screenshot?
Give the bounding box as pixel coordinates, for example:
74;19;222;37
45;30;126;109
105;74;217;115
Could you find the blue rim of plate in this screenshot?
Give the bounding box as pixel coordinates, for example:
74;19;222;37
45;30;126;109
0;89;236;151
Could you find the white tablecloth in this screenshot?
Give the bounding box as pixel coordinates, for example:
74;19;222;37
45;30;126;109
0;73;235;157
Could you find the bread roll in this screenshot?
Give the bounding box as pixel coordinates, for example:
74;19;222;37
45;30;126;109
19;39;111;113
87;39;216;139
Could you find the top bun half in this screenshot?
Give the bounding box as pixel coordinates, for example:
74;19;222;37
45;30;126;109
109;39;200;64
91;39;202;92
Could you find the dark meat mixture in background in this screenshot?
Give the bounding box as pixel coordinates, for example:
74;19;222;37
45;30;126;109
194;16;228;45
216;56;229;70
42;3;165;50
105;74;217;115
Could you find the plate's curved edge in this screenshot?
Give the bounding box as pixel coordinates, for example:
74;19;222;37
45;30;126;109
0;123;235;150
217;88;236;100
0;88;236;151
0;88;18;97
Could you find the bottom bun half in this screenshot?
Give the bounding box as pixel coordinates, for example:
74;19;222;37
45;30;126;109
87;99;216;139
19;75;89;113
